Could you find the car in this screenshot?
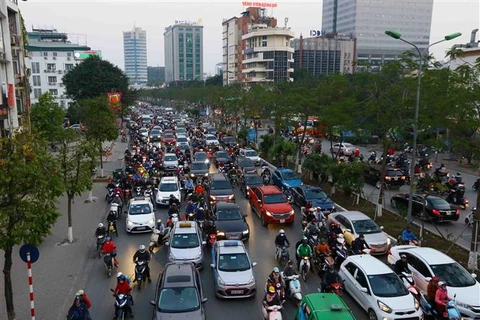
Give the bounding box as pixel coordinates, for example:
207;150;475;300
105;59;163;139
240;173;264;198
296;293;356;320
205;134;219;146
213;150;231;167
330;142;355;155
193;151;209;164
239;148;261;165
271;168;303;191
162;133;176;146
178;144;189;153
176;136;189;147
390;193;460;222
156;176;181;207
364;165;406;188
126;196;155;233
176;128;187;136
208;173;235;204
221;136;237;147
210;240;257;298
165;221;206;269
339;255;422;320
162;153;178;171
249;185;294;226
291;185;336;214
150;261;207;319
149;129;162;142
327;211;389;255
388;245;480;319
189;161;209;180
235;156;256;174
213;203;249;241
206;127;217;135
138;127;149;139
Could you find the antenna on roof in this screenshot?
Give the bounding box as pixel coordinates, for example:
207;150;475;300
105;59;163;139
284;17;289;28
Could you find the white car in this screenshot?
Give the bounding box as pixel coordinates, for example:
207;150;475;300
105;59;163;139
330;142;355;155
205;134;219;146
388;245;480;319
176;135;190;147
166;221;206;269
239;148;261;166
155;176;181;207
162;153;178;171
126;196;155;233
339;255;422;320
138;127;149;138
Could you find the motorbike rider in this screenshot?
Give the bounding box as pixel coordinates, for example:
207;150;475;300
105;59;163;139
168;194;180;207
194;183;205;196
322;265;342;292
262;285;283;318
228;165;238;181
133;244;151;282
304;219;319;239
95;223;107;237
113;274;133;317
102;237;119;267
351;234;370;255
106;210;117;234
196;206;205;222
316;238;331;256
204;219;216;237
274;229;290;257
184;176;195;199
168;203;180;219
67;295;91;320
427;276;440;305
435;281;451;314
75;289;92;309
106;179;116;191
296;237;313;270
111;194;123;215
266;267;285;300
185;200;197;217
283;260;297;295
154;219;166;244
394;254;410;274
401;227;418;244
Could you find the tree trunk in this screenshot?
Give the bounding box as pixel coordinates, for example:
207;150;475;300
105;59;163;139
3;245;16;320
99;141;104;177
375;140;389;220
296;114;309;172
67;193;74;243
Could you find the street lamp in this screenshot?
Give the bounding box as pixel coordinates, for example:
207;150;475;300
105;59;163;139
385;30;461;225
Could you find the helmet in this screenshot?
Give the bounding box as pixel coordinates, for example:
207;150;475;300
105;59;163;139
98;223;104;228
272;267;279;273
302;237;308;244
118;274;126;281
117;272;123;278
76;290;85;296
279;229;285;235
268;286;275;294
359;234;365;239
432;276;440;282
170;194;175;198
139;245;146;252
439;281;447;287
115;194;120;197
287;260;294;267
171;203;177;207
198;207;204;211
157;219;162;224
320;238;326;244
105;236;111;242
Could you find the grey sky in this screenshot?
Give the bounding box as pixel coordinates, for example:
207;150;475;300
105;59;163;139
19;0;479;74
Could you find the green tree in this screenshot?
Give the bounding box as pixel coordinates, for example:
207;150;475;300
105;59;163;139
65;101;87;124
83;97;118;177
0;133;63;320
57;131;98;242
62;56;129;101
205;74;223;86
30;93;65;142
336;162;367;197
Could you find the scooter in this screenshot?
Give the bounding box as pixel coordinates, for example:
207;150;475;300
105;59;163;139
167;213;179;228
299;256;311;282
104;252;115;277
134;260;147;291
262;173;271;185
135;185;143;197
106;188;115;202
333;235;348;269
262;305;283;320
327;282;344;296
275;246;290;266
206;233;216;248
96;235;105;258
110;203;120;219
444;296;462;320
107;221;118;237
399;272;420;298
149;227;171;253
110;289;130;320
281;273;302;305
465;207;475;225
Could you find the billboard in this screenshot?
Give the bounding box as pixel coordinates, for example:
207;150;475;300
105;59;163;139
74;50;102;60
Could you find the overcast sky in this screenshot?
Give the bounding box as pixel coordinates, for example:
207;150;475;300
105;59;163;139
19;0;479;74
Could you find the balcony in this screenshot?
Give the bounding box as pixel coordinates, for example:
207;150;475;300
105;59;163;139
241;66;267;73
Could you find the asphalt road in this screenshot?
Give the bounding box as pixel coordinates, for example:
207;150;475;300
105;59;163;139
84;161;370;320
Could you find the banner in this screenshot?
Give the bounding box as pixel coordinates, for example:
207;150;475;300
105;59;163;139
107;92;122;113
247;128;257;142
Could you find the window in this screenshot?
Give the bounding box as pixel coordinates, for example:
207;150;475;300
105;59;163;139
46;63;56;72
261;35;267;47
49;89;58;96
48;76;57;84
67;52;72;57
405;254;432;278
64;64;74;71
32;75;41;86
53;52;57;57
345;262;357;276
31;62;40;74
42;52;48;57
355;269;368;288
33;88;42;99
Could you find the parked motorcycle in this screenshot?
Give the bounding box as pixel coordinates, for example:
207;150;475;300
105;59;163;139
134;260;147;291
281;273;302;305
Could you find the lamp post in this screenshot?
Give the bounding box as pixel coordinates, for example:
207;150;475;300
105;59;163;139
385;30;461;225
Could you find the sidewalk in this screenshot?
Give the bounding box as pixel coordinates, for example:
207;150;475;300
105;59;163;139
0;138;126;320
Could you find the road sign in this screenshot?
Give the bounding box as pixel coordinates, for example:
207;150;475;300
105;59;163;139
19;244;39;264
247;128;256;142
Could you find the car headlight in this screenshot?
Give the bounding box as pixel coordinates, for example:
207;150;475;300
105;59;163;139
169;252;175;260
414;299;420;310
242;229;249;234
217;231;225;237
205;159;209;164
210;196;216;201
246;276;255;286
289;209;294;215
127;220;134;227
217;277;226;287
265;211;273;216
456;301;471;309
204;172;209;176
195;251;202;258
377;300;392;314
228;195;235;200
190;173;195;177
148;219;154;225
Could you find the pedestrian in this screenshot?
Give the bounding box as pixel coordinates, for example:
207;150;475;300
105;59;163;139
75;290;91;309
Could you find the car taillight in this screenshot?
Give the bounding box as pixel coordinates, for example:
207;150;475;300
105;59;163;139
432;209;440;215
456;209;460;215
388;249;392;255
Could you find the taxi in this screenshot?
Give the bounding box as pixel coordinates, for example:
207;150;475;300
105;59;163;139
296;293;356;320
210;240;257;299
165;221;206;269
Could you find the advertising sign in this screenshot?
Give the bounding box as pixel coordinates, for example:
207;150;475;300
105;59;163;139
247;128;257;142
107;92;122;113
310;30;326;37
74;50;102;60
242;1;277;7
7;84;14;108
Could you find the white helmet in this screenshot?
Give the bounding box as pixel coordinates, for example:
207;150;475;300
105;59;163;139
279;229;285;235
139;244;146;252
98;223;104;228
117;272;123;278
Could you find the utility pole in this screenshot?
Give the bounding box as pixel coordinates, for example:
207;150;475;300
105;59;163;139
469;187;480;272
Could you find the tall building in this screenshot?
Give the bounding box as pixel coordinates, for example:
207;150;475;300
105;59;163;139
164;21;204;83
215;62;223;76
26;28;93;108
123;27;147;85
322;0;434;69
147;66;165;86
292;33;356;76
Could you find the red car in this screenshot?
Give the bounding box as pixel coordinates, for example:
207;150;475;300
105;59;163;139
249;185;294;227
162;133;176;145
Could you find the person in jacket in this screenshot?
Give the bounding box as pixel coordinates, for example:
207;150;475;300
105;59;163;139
132;244;151;282
427;276;440;305
75;290;91;309
283;260;297;295
351;234;370;254
102;237;119;267
67;295;91;320
435;281;451;313
296;237;313;270
113;274;133;317
322;265;342;292
274;229;290;258
401;227;418;244
394;254;410;274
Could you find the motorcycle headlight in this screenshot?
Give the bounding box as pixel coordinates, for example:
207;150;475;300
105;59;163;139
228;195;235;200
377;300;392;314
204;173;209;176
216;231;225;237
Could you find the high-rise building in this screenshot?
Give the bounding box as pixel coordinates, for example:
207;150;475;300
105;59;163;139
123;27;147;85
26;28;93;108
322;0;434;69
292;33;356;76
215;62;223;76
147;66;165;86
164;21;204;83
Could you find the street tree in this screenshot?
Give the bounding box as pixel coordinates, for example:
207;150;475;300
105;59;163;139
63;56;129;101
83;96;118;177
30;92;65;142
57;130;98;242
0;133;63;320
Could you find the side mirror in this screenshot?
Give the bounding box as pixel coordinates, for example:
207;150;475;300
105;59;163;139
360;287;368;294
243;213;247;218
202;297;208;303
380;226;384;230
202;240;207;246
257;199;262;203
149;300;156;306
164;242;169;246
252;262;257;267
210;263;215;268
345;229;352;233
472;273;477;279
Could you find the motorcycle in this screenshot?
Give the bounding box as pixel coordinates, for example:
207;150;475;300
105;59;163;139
135;185;143;197
327;282;344;296
123;188;132;201
149;227;171;253
275;246;290;266
96;235;105;258
473;178;480;192
106;188;115;202
299;256;311;282
110;289;129;320
333;235;348;269
316;253;335;277
167;213;179;228
399;272;420;298
110;203;120;219
283;189;293;204
281;273;302;305
230;173;238;186
107;221;118;237
144;186;154;202
262;305;283;320
121;135;127;143
446;184;469;208
104;252;115;277
185;211;196;222
465;207;475;225
262;173;271;185
134;260;147;291
207;233;216;248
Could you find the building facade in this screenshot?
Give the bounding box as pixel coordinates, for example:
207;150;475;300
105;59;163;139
123;27;147;85
292;33;356;76
242;24;295;83
215;62;223;75
164;22;204;83
449;29;480;72
322;0;434;69
26;28;92;108
147;66;165;86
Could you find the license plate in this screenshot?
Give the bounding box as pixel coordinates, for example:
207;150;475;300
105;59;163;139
230;290;243;295
136;226;146;230
446;211;453;215
280;219;286;223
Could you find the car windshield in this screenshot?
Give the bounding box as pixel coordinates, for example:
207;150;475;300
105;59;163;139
368;273;409;297
281;171;299;180
159;183;178;192
245;150;258;157
191;163;208;171
237;158;254;167
430;263;477;287
194;153;207;160
216;152;229;159
177;129;186;133
245;175;262;185
157;287;200;313
429;198;451;209
129;203;151;215
171;233;200;249
387;170;404;177
164;155;177;161
164;134;174;139
150;130;160;135
140;129;148;133
304;188;328;200
223;137;235;143
264;194;287;204
352;219;382;234
217;209;242;220
177;137;187;142
210;180;232;190
206;136;216;141
218;253;251;272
